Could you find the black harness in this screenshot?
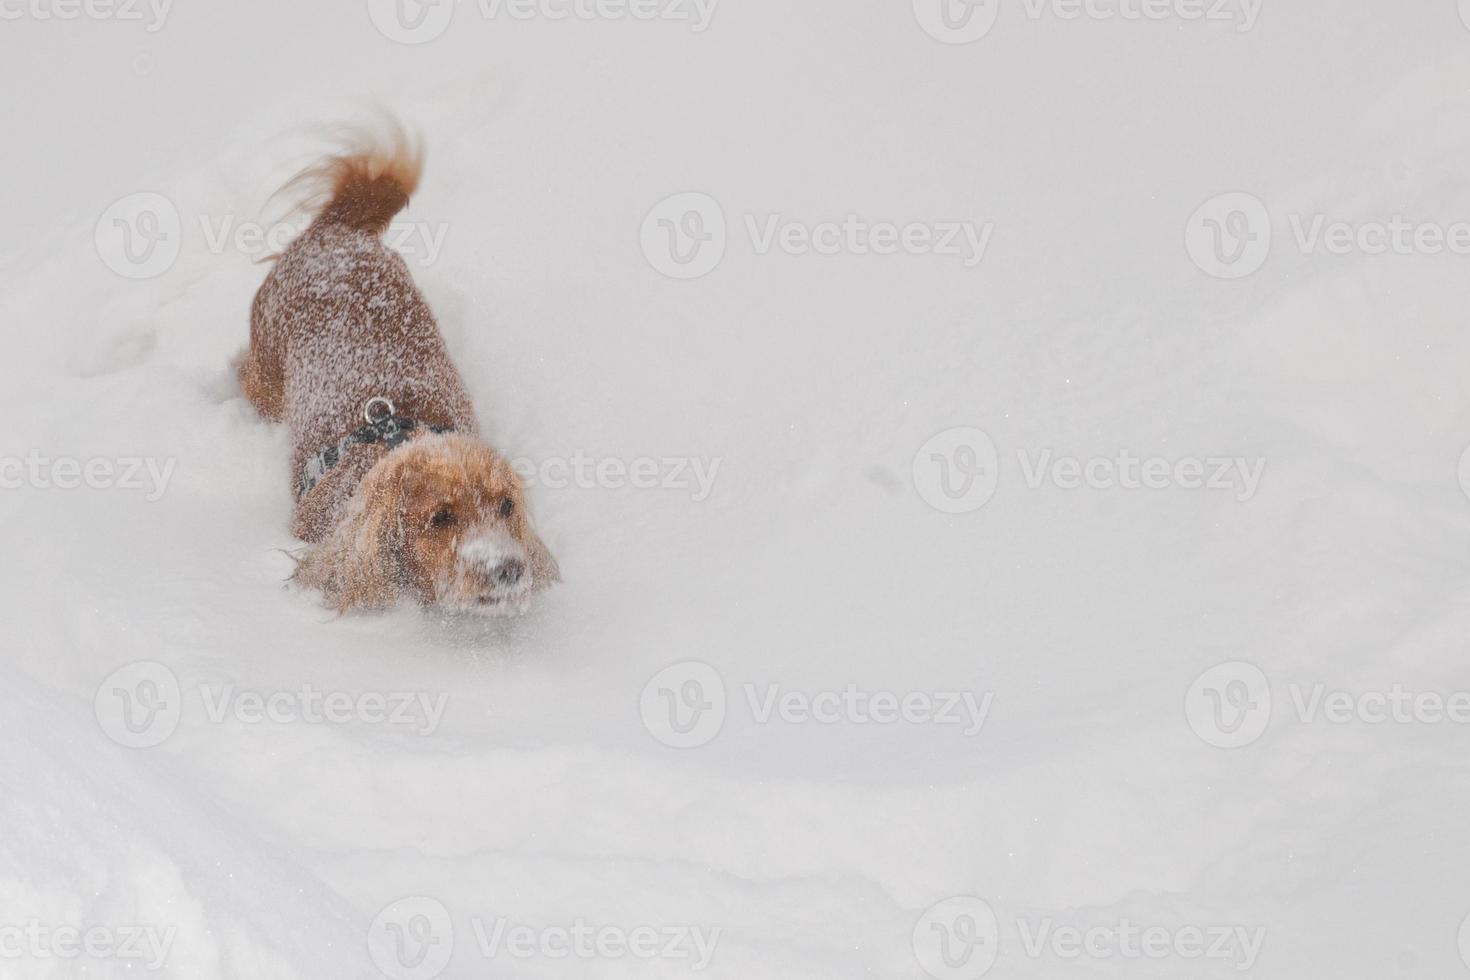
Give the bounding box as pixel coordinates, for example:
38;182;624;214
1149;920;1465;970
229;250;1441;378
299;397;453;498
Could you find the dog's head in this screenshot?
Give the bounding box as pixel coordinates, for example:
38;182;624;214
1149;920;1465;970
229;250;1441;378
294;433;559;614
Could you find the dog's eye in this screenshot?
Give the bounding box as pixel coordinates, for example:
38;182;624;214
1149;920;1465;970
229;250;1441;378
429;507;456;528
498;497;514;518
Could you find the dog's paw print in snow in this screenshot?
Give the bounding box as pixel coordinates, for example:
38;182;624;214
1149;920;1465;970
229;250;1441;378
68;319;158;379
67;278;182;379
866;465;904;496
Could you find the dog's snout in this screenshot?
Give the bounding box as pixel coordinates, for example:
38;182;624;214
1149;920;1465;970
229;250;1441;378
493;558;526;587
457;533;530;603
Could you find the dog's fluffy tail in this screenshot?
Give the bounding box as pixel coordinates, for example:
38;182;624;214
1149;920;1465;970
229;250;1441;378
273;116;424;235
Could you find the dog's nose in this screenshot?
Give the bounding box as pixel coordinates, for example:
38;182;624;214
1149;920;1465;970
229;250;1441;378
492;558;526;587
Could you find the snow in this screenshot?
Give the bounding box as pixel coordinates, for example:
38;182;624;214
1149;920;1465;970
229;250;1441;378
4;2;1470;977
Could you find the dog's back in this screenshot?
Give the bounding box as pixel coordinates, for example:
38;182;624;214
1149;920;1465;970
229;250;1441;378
240;123;477;537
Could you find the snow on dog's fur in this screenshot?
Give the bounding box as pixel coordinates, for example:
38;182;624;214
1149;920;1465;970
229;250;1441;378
238;118;559;613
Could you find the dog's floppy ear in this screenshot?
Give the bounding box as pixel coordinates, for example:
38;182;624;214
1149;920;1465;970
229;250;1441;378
293;460;405;611
516;517;561;593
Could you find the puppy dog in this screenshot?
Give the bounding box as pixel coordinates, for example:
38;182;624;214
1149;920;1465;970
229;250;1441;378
238;120;558;614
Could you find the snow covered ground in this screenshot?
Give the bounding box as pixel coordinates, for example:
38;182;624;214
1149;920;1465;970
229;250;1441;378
4;1;1470;977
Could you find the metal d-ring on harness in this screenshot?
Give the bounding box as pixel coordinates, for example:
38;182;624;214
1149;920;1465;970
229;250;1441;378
298;396;454;498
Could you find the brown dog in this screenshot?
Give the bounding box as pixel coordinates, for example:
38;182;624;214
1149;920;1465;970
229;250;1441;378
238;121;559;614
